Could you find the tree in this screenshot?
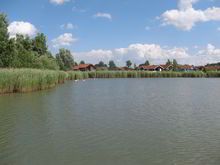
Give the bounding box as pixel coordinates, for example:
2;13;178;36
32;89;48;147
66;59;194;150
80;60;85;64
166;59;172;65
126;60;132;68
95;61;107;67
144;60;150;66
55;48;74;70
134;63;137;69
0;13;16;67
173;59;178;67
32;33;47;55
109;60;117;70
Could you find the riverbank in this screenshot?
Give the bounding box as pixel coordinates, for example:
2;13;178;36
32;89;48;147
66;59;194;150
1;69;220;94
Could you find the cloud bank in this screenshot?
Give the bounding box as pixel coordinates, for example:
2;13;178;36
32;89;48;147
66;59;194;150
72;43;220;66
52;33;78;48
161;0;220;31
8;21;37;38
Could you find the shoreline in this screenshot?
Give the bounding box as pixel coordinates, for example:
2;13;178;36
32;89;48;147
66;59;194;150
0;69;220;94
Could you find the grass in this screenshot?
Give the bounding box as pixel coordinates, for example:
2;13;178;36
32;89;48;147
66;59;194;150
0;69;220;94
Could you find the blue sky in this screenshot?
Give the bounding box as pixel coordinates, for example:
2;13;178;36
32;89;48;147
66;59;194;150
1;0;220;66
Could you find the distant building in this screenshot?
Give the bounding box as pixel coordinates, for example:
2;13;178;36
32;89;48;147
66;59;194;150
72;64;96;71
138;65;164;72
174;65;194;72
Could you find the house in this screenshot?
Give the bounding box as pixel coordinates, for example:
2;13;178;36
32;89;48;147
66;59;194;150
72;64;96;71
138;65;164;72
174;65;194;72
120;67;134;71
160;65;173;71
203;66;220;71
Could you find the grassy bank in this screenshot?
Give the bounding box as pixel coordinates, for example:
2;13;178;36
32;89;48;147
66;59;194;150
0;69;220;94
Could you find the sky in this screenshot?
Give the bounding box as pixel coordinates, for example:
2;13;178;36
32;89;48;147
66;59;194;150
1;0;220;66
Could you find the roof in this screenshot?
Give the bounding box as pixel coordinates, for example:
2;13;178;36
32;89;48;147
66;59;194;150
139;65;164;70
72;64;95;70
160;65;173;69
176;65;194;70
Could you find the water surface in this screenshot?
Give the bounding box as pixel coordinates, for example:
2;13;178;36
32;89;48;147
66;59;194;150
1;78;220;165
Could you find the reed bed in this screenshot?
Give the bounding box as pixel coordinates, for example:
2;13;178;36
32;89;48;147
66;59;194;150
1;69;220;94
0;69;68;94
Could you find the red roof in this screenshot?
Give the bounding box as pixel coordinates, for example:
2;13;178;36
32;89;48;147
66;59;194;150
72;64;95;70
160;65;173;69
139;65;163;70
177;65;194;70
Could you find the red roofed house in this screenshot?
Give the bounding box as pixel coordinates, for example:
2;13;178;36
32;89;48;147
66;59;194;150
72;64;96;71
174;65;194;72
138;65;164;72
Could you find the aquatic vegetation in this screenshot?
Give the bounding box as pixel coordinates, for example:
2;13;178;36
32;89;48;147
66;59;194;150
1;69;220;94
0;69;68;94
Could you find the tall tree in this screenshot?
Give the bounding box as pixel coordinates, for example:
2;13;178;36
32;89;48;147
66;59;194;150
95;61;107;67
32;33;47;55
166;59;172;65
0;13;17;67
173;59;178;67
126;60;132;68
109;60;117;70
144;60;150;66
80;60;85;65
56;48;74;70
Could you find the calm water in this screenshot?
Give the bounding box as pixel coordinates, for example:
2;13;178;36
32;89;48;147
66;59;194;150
1;78;220;165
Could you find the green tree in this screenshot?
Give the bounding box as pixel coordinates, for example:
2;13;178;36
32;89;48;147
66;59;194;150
32;33;47;55
55;48;74;70
80;60;85;64
144;60;150;66
109;60;117;70
0;13;17;67
173;59;178;67
126;60;132;68
166;59;172;65
134;63;137;69
95;61;107;67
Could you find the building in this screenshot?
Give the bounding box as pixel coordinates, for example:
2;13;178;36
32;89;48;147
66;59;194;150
159;65;173;71
72;64;96;71
138;65;164;72
174;65;194;72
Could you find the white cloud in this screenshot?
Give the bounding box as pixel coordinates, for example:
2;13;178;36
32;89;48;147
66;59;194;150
217;27;220;31
72;44;190;65
8;21;37;38
178;0;199;10
50;0;71;5
60;23;77;30
72;43;220;66
161;0;220;31
52;33;78;48
94;13;112;20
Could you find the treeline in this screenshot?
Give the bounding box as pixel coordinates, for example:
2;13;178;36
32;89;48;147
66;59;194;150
0;13;75;71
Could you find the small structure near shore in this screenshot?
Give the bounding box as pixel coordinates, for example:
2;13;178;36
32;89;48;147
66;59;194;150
72;64;96;71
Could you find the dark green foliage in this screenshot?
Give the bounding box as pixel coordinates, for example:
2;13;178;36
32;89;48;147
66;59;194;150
80;60;85;64
32;33;47;55
166;59;172;65
95;61;107;67
108;60;117;70
126;60;132;68
173;59;178;67
56;48;74;70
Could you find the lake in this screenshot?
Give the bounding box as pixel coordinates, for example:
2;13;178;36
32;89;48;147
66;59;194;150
1;78;220;165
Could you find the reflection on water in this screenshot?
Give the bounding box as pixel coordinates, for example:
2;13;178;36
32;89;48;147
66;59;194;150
1;78;220;165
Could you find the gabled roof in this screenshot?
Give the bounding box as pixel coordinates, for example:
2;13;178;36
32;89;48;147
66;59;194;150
176;65;194;70
139;65;164;70
160;65;173;69
72;64;96;70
